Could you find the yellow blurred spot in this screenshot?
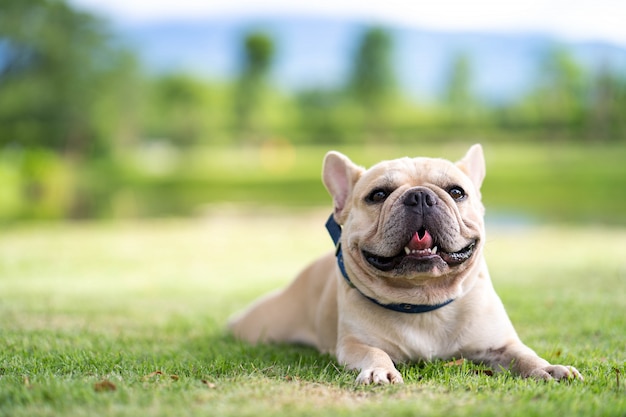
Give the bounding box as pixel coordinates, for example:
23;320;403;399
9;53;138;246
259;138;296;173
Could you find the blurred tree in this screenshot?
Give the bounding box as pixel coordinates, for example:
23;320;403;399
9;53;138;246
349;27;395;107
145;74;207;147
0;0;140;220
531;47;586;133
587;62;626;141
0;0;138;158
234;32;275;142
347;27;395;136
443;52;478;126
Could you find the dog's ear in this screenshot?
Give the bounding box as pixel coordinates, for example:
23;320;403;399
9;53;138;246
322;151;365;223
456;144;485;190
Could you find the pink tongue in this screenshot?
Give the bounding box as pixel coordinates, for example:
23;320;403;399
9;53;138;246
408;230;433;251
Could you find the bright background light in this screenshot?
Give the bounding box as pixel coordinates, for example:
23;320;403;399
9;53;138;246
70;0;626;46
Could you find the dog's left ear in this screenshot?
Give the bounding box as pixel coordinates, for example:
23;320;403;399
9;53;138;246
456;144;486;190
322;151;365;223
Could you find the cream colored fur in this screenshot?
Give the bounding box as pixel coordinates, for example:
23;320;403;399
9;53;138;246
229;144;582;384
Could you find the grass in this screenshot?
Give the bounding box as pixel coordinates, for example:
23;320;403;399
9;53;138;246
1;209;625;416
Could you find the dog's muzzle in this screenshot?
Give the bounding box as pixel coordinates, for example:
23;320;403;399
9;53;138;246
363;228;477;272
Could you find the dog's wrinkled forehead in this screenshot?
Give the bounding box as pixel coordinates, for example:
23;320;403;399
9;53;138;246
355;157;469;195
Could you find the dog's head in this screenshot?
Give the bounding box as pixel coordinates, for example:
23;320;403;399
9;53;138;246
323;145;486;304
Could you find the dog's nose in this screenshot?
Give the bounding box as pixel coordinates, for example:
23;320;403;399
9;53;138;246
403;188;438;211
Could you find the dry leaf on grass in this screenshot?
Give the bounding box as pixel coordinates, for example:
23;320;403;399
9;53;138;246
142;370;180;382
444;358;466;367
94;380;117;392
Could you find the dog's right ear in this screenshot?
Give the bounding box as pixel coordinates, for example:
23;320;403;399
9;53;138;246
322;151;364;223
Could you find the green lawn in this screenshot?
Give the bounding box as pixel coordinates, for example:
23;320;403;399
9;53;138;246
1;210;625;416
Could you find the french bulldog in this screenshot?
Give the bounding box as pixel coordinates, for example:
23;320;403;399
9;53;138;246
228;144;583;384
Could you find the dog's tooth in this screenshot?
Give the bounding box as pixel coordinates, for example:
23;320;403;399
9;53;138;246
404;246;411;255
432;246;438;254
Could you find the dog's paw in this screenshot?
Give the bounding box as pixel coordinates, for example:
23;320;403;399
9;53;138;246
356;367;404;385
528;365;583;382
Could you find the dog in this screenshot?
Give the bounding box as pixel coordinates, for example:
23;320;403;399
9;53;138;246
228;144;582;384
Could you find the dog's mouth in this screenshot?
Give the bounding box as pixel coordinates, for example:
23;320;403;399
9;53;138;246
362;228;477;272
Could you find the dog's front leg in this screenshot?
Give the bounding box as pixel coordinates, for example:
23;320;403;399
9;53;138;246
481;341;583;381
337;335;404;384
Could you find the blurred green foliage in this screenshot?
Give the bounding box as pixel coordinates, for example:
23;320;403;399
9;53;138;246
1;0;626;223
0;0;140;157
350;28;395;104
234;32;276;142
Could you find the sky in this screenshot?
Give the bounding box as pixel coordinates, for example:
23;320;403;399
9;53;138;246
69;0;626;47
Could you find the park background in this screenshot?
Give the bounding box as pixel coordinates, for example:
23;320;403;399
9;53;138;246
1;0;626;225
1;2;626;416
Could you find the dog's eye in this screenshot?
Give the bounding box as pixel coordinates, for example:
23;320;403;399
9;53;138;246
448;186;466;201
366;188;390;204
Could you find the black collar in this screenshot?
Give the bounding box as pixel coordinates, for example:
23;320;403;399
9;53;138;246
325;214;454;314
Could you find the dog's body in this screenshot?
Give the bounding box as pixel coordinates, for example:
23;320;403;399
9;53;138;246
229;145;582;384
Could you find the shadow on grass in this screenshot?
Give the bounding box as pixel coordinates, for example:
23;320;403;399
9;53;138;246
136;314;349;384
190;332;345;383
